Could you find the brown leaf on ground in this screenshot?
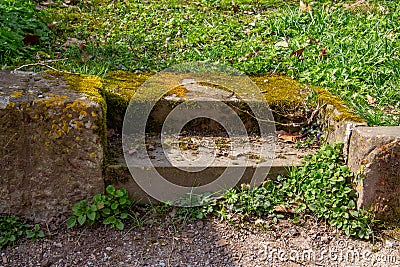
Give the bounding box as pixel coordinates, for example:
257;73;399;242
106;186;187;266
299;0;312;12
274;204;295;213
275;39;289;48
81;50;93;63
276;130;301;143
343;0;366;10
23;34;40;46
41;0;54;5
366;95;376;105
290;47;305;58
62;37;86;50
319;47;328;59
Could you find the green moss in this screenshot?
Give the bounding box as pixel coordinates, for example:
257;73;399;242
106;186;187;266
314;87;366;123
251;75;305;110
102;71;153;130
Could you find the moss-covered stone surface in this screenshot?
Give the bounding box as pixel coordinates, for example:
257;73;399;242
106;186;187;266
0;71;104;220
102;71;313;132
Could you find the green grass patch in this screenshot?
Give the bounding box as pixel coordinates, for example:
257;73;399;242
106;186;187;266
2;0;400;125
0;0;52;65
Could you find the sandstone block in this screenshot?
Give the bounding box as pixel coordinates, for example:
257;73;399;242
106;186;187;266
0;71;105;220
348;126;400;220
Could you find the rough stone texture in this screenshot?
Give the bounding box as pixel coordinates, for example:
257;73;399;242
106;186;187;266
0;71;104;221
316;87;367;159
348;126;400;220
105;135;312;204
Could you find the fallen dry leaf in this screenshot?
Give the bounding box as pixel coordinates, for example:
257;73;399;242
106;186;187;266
299;0;312;12
81;50;93;63
290;47;305;58
274;204;295;213
215;239;228;247
23;34;40;46
276;130;301;143
62;37;86;50
275;39;289;48
343;0;366;10
366;95;376;105
41;0;54;5
319;47;328;59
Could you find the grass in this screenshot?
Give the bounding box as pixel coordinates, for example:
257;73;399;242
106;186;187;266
1;0;399;126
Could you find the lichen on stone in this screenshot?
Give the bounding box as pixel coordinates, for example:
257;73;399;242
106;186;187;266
44;71;108;151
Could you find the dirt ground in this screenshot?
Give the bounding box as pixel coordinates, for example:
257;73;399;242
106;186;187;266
1;214;399;267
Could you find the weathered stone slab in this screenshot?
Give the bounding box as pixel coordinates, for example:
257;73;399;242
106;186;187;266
348;126;400;220
105;135;311;204
0;71;105;220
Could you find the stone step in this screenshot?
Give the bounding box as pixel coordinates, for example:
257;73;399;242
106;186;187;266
104;70;311;133
103;69;320;204
105;134;314;204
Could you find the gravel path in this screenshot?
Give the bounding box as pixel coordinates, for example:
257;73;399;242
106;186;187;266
1;215;399;267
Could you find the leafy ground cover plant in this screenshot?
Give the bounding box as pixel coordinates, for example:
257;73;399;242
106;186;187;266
0;216;44;248
278;143;374;239
67;185;132;230
170;143;374;239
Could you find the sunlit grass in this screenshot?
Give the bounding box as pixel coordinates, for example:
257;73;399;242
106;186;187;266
2;0;399;125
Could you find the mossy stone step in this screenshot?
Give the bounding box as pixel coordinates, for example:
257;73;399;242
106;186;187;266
104;71;312;132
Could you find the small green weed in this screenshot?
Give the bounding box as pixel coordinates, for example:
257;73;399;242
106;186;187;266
0;216;44;248
173;143;374;239
67;185;132;230
279;143;374;239
295;127;324;149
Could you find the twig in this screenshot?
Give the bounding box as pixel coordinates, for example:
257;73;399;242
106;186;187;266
76;226;88;245
230;103;326;128
13;63;60;72
39;58;68;63
166;236;176;267
3;133;17;149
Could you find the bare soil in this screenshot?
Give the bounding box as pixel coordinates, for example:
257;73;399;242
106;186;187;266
1;214;399;267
